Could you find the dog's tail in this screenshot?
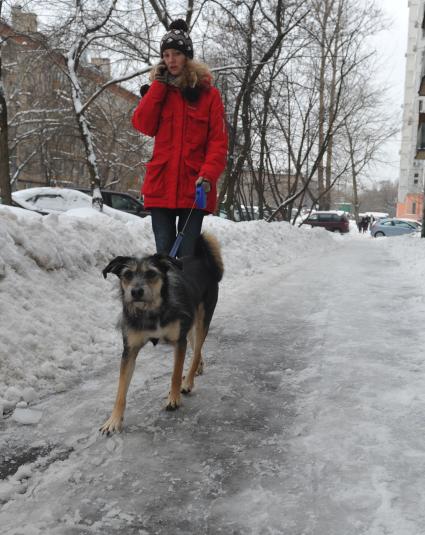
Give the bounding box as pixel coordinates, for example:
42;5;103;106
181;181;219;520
194;232;224;282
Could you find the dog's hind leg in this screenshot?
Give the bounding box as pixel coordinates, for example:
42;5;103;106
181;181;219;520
166;340;187;411
100;342;142;435
182;305;207;394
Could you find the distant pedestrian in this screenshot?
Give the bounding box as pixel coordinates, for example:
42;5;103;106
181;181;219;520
359;216;369;233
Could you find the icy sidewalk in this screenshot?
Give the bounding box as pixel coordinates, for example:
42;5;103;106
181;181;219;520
1;238;425;534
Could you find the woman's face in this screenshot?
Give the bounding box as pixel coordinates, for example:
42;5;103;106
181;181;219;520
163;49;187;76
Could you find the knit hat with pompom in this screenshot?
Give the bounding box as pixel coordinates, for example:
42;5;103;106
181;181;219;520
160;19;193;59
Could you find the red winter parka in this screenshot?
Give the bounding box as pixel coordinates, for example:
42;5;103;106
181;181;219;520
132;64;227;214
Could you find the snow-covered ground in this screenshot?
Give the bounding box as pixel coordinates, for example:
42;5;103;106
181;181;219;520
0;204;337;407
1;204;425;534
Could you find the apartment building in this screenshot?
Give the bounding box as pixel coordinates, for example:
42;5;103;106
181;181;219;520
398;0;425;218
1;6;145;193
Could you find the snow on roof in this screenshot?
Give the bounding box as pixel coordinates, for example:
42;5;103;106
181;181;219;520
359;212;389;218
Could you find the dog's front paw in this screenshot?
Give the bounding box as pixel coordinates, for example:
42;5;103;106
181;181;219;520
181;376;193;395
99;413;123;435
165;393;181;411
196;358;204;376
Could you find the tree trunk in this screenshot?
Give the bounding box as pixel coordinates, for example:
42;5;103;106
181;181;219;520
352;169;360;226
67;46;103;209
317;0;332;209
345;125;360;225
0;54;12;205
324;0;343;210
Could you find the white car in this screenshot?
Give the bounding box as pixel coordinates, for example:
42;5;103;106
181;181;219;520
11;187;141;223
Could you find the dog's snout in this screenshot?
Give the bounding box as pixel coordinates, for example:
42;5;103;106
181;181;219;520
131;287;144;300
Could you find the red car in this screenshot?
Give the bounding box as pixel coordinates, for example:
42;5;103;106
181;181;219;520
303;211;350;233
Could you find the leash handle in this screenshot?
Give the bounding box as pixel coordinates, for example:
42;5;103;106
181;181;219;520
195;184;206;209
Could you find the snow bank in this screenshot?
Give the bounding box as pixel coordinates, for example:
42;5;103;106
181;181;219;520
383;233;425;279
0;205;338;414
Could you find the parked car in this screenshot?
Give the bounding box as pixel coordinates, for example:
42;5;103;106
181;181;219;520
12;187;94;215
11;187;145;222
77;188;149;217
218;203;275;221
370;218;419;238
303;211;350;233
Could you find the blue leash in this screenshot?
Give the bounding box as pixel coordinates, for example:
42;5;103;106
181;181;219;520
169;184;206;258
169;232;185;258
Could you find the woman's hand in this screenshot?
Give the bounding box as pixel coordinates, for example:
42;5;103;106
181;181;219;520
196;177;211;193
154;62;169;84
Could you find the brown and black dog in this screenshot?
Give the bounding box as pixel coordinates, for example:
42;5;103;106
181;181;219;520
100;233;223;434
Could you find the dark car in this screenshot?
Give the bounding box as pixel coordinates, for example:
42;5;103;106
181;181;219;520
78;188;149;217
303;211;350;233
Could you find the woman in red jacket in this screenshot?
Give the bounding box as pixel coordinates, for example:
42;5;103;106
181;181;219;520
132;19;228;257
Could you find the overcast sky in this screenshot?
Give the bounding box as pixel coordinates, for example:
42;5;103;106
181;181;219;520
368;0;409;184
375;0;409;102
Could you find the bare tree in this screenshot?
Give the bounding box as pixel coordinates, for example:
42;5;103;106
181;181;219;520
260;0;392;223
203;0;310;219
0;0;12;205
357;180;398;215
38;0;154;205
309;0;387;210
63;0;118;208
1;1;160;200
344;98;398;225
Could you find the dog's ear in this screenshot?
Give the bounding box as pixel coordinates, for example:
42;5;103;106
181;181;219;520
102;256;133;279
152;254;183;273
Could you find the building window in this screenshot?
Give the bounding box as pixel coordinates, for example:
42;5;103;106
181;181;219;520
414;178;419;184
412;202;417;214
418;123;425;149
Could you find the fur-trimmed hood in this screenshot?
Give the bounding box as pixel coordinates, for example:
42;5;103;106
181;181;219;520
150;59;212;89
140;60;213;102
